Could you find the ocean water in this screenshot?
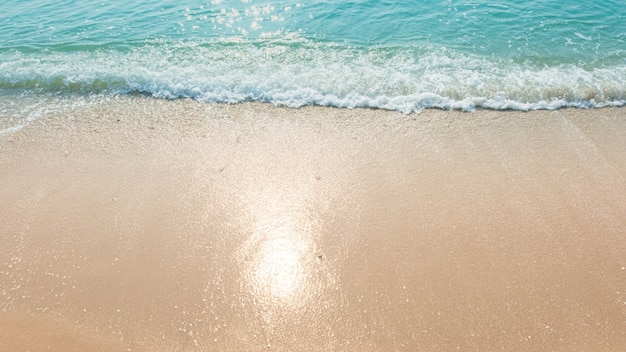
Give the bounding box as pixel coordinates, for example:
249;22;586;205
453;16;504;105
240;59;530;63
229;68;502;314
0;0;625;120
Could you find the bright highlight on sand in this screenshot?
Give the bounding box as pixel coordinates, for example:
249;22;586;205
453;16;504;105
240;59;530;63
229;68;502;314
241;216;314;305
236;177;328;314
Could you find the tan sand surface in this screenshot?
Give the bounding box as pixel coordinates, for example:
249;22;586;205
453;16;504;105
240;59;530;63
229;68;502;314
1;97;625;351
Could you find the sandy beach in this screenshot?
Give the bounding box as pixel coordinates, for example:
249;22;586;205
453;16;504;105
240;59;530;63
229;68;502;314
1;97;625;351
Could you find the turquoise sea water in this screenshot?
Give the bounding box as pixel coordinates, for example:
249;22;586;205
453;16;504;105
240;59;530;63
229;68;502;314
0;0;625;114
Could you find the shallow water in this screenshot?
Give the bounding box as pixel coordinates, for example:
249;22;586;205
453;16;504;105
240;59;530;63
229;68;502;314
0;0;625;112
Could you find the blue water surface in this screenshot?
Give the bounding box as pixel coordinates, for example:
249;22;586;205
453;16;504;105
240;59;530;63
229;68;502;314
1;0;625;111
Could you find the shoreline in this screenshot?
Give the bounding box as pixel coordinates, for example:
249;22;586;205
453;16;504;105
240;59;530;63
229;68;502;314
1;98;625;351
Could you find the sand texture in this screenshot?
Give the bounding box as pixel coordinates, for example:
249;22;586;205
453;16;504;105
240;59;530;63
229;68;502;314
1;98;625;351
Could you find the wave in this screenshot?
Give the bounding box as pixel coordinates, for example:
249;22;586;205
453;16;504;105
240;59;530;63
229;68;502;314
1;38;624;113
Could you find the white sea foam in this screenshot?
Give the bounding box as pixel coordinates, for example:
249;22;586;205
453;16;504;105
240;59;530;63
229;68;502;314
0;40;624;113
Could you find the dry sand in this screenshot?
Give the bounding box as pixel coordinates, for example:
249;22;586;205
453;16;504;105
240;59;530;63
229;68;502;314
1;97;625;351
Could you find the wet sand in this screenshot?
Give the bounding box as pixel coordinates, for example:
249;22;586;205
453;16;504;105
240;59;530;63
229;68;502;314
1;98;625;351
